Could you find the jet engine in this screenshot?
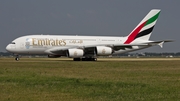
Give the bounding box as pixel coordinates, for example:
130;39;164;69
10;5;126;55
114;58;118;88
96;46;112;56
48;55;61;58
67;49;84;58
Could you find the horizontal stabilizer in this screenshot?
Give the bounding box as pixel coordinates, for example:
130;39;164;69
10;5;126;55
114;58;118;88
144;40;173;48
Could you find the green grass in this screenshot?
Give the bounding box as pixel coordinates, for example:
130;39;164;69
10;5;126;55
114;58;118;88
0;58;180;101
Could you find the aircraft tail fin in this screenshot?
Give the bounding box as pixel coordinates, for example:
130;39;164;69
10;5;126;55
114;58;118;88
124;9;161;44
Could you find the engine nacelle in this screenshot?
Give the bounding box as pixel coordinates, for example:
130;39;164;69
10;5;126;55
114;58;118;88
96;46;112;56
67;49;84;58
48;55;61;58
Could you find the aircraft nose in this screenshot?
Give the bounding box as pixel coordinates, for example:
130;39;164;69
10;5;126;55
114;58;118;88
6;44;11;52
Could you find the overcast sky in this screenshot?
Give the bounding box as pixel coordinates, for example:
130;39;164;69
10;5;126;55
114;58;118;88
0;0;179;52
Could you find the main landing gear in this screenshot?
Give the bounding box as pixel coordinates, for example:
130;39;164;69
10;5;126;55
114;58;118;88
73;58;97;61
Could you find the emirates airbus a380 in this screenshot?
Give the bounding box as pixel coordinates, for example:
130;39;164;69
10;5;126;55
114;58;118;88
6;9;172;61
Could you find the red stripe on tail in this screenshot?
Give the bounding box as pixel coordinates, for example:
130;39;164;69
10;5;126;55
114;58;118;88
124;21;147;44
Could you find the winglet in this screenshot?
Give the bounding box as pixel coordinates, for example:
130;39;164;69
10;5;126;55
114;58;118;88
158;41;164;48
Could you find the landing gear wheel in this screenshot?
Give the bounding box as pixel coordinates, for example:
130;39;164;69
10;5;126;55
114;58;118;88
82;58;97;61
15;57;19;61
73;58;81;61
94;58;97;61
73;58;97;61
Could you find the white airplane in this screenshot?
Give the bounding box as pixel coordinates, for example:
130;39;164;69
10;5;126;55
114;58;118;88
6;9;172;61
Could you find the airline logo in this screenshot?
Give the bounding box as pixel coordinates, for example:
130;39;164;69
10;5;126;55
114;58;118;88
124;11;160;44
25;38;84;49
102;49;106;54
32;38;66;46
25;38;66;49
74;51;78;56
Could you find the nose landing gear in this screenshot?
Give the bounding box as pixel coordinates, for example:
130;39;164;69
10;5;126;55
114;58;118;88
15;55;20;61
15;57;19;61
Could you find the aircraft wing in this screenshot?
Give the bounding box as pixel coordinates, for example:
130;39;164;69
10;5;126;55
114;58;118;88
45;40;173;55
45;43;147;55
44;46;74;55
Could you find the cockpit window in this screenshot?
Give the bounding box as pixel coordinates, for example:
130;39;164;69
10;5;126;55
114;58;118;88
11;42;16;44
